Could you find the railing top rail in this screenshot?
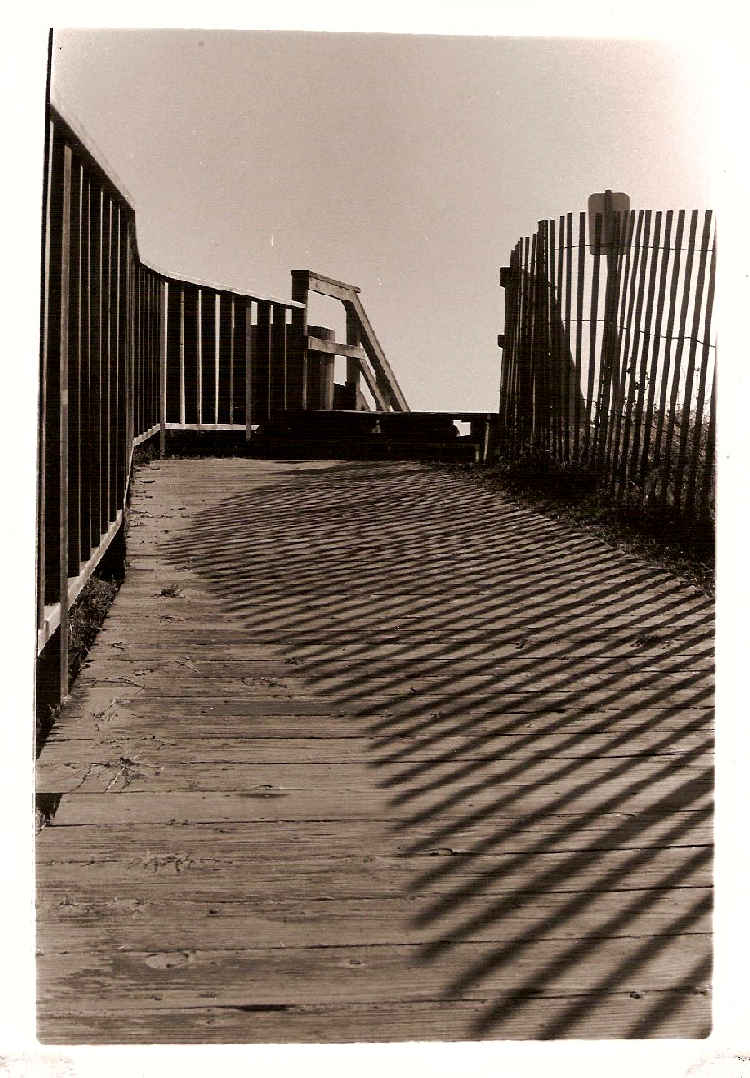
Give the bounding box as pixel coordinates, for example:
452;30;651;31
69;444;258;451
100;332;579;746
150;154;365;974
141;260;305;309
292;269;362;296
48;97;137;218
50;98;304;313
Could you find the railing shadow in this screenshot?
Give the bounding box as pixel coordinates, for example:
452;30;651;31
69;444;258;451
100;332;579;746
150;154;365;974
165;459;713;1039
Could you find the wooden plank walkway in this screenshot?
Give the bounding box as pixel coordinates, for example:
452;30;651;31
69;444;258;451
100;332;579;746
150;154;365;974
35;458;714;1042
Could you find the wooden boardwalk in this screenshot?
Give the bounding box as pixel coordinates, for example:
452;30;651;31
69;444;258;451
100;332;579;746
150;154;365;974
36;458;714;1043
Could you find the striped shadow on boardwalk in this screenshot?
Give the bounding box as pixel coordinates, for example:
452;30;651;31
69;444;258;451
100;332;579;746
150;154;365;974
36;458;713;1042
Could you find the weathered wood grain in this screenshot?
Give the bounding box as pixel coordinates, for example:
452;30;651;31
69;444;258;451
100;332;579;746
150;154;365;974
36;886;713;950
36;458;713;1042
36;991;711;1044
36;728;713;769
35;754;711;796
35;815;712;864
36;933;712;1018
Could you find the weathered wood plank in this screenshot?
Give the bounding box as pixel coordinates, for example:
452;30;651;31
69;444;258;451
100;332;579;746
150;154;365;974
35;728;713;769
45;694;713;737
37;991;710;1043
41;777;712;825
35;813;712;861
35;885;713;950
36;932;712;1009
36;457;713;1042
67;663;714;699
35;751;711;796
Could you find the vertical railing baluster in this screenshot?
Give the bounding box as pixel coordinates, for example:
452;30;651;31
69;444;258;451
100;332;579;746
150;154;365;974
197;288;203;427
179;285;186;425
160;279;168;457
67;157;82;579
245;298;254;432
79;177;92;561
102;196;112;530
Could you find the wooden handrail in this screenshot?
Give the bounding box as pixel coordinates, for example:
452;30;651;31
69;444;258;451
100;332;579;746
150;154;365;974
291;270;409;413
38;102;416;717
141;260;306;311
36;105;331;711
306;334;366;361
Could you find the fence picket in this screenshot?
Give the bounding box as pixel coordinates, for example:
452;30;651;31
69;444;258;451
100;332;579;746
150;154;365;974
533;223;549;449
608;210;643;488
549;218;561;457
652;210;685;482
584;214;602;460
593;210;623;467
661;210;699;511
699;367;716;517
628;210;662;488
674;211;713;511
617;210;652;498
574;212;585;460
563;214;573;461
685;238;715;515
638;210;673;485
603;210;634;472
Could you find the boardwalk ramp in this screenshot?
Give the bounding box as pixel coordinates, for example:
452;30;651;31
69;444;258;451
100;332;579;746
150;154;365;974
36;458;714;1042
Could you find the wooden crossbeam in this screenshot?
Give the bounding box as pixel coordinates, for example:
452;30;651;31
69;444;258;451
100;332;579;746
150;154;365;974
344;294;409;412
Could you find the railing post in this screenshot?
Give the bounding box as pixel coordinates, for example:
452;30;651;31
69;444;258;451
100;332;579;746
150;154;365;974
245;299;253;438
306;325;335;410
160;278;167;457
37;118;54;645
57;144;72;700
345;307;361;410
498;263;515;439
290;270;310;410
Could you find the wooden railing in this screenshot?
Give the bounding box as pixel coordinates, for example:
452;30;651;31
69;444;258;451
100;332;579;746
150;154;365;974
290;270;410;413
498;202;716;519
38;103;312;705
38;103;414;710
156;269;304;433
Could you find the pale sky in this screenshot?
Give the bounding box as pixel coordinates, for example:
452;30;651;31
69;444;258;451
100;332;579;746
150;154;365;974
50;29;714;411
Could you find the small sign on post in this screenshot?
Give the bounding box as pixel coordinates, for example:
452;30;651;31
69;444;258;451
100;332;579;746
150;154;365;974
588;190;630;254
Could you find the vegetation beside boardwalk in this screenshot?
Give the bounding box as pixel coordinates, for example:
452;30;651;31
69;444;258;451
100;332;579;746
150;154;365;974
445;449;714;598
